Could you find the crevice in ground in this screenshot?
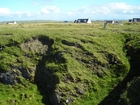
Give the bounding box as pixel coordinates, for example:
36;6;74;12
34;36;67;105
0;35;62;105
1;34;140;105
99;36;140;105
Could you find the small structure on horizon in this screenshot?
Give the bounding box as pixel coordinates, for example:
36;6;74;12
103;20;120;28
74;18;91;23
63;21;68;23
7;21;17;24
104;20;115;24
128;18;140;22
133;18;140;22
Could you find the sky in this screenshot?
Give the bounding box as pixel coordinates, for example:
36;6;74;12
0;0;140;21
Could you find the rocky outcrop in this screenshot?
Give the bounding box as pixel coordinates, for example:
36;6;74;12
0;66;34;85
0;36;54;85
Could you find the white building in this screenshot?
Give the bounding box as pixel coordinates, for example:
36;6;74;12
74;18;92;23
7;21;17;24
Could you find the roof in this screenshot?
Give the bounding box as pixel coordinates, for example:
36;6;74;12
74;18;91;23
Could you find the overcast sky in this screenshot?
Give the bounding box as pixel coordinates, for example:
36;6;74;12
0;0;140;21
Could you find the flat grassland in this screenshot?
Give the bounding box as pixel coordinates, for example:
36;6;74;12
0;22;140;105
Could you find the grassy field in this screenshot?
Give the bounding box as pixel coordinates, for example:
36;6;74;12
0;22;140;105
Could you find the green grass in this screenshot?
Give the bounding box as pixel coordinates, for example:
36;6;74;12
0;22;139;105
0;79;43;105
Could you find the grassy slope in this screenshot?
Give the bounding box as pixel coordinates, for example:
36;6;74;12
0;22;139;105
119;33;140;105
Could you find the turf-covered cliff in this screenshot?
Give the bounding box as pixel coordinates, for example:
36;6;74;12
0;22;139;105
118;34;140;105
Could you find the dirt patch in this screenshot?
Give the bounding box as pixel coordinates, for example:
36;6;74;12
21;38;48;55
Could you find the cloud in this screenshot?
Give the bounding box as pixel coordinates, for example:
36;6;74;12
107;2;136;14
24;11;31;17
0;7;32;20
0;2;140;21
109;2;132;10
0;6;60;21
14;11;32;18
67;6;89;16
41;6;60;14
0;8;11;16
14;11;23;17
67;2;140;19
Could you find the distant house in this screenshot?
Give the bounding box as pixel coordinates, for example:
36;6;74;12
104;20;115;24
132;18;140;22
64;21;68;23
128;18;140;22
7;21;17;24
74;18;91;23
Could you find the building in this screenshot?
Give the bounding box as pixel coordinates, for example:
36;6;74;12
128;18;140;22
74;18;91;23
132;18;140;22
7;21;17;24
104;20;115;24
63;21;68;23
